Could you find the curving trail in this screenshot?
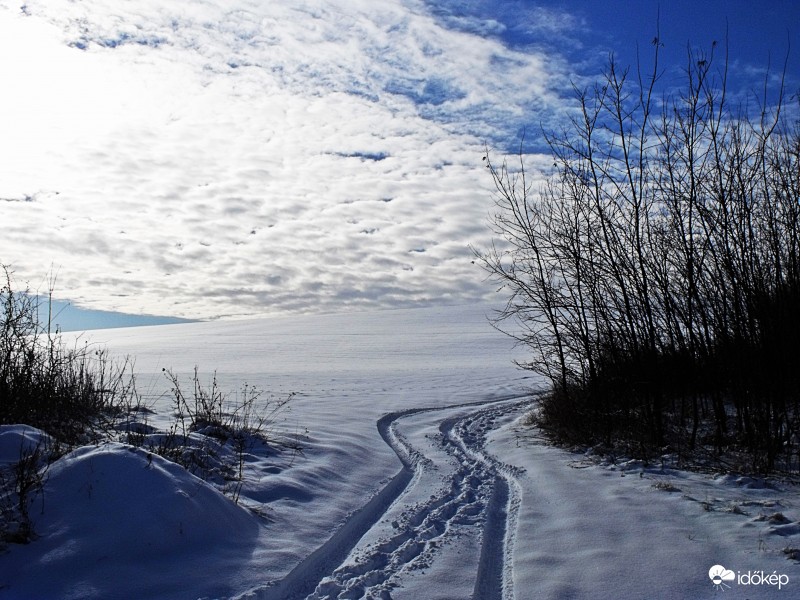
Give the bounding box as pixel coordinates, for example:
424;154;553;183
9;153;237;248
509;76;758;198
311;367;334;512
254;395;530;600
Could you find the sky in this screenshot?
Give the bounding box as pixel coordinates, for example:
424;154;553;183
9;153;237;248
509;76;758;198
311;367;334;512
0;0;797;327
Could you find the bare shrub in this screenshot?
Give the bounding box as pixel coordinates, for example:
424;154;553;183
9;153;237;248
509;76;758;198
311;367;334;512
1;265;301;532
475;39;800;473
0;266;136;445
140;368;299;503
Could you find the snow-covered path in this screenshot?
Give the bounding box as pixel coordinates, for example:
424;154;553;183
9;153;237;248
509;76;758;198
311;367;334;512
252;396;529;600
245;389;800;600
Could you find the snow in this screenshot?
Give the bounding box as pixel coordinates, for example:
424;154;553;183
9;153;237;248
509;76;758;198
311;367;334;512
490;415;800;599
0;426;54;467
3;443;261;599
1;304;799;599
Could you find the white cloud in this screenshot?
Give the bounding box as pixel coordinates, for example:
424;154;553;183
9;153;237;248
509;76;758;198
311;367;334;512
0;0;578;319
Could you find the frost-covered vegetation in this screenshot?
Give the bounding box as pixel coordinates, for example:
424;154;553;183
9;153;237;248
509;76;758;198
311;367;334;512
476;44;800;473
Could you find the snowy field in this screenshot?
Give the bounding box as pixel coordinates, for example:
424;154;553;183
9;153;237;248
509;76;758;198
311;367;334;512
1;304;799;599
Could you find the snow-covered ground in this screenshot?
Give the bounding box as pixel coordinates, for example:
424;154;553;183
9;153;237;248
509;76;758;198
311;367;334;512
1;304;799;599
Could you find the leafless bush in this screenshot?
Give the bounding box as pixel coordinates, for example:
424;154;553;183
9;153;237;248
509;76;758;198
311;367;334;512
133;368;299;503
475;39;800;473
0;266;136;445
0;265;302;532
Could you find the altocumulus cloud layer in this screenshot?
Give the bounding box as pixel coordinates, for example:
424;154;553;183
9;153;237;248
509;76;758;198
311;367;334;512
0;0;578;319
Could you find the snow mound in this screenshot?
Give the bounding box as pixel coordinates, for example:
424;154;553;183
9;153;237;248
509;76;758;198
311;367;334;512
2;442;263;599
38;443;255;546
0;424;54;466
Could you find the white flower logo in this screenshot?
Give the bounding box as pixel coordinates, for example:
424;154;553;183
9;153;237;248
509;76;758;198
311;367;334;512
709;564;736;590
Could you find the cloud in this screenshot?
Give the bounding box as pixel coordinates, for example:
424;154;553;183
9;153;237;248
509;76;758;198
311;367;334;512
0;0;579;319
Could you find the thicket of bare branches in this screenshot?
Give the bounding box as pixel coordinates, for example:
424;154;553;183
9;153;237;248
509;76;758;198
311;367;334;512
476;42;800;473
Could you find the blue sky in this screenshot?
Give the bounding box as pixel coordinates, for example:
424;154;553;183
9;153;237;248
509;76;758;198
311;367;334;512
0;0;796;329
564;1;797;92
35;296;193;331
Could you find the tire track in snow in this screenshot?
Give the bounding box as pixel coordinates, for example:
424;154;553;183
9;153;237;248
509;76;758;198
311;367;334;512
252;395;530;600
445;403;525;600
